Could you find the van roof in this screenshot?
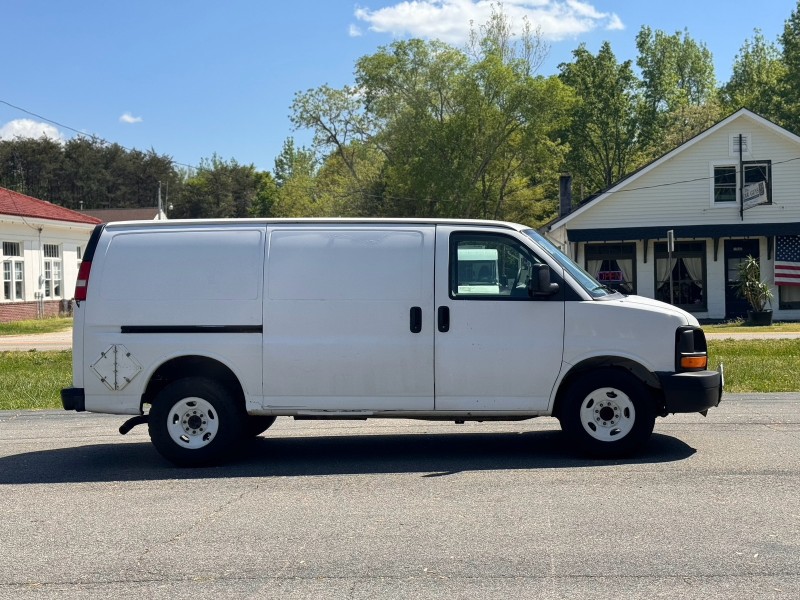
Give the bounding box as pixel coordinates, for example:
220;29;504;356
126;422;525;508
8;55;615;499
100;217;529;231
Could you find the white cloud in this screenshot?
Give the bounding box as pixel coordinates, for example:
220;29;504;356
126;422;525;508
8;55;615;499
119;112;143;124
606;13;624;31
349;23;363;37
353;0;624;43
0;119;65;142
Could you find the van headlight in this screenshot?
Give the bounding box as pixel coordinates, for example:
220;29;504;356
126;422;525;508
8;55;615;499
675;326;708;371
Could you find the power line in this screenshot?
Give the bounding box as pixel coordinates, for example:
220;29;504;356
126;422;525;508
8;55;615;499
0;99;199;171
5;97;800;200
589;155;800;197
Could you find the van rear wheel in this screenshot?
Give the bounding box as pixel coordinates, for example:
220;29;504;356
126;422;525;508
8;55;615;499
560;369;655;458
148;378;246;467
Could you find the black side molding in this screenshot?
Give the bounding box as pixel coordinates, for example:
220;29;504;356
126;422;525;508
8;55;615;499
121;325;263;334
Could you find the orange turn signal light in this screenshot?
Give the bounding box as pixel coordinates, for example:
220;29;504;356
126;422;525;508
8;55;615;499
681;355;708;369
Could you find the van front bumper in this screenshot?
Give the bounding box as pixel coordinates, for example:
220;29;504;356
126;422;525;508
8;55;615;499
658;369;722;414
61;387;86;412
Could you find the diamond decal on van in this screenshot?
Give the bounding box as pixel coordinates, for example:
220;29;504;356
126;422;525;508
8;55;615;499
90;345;143;391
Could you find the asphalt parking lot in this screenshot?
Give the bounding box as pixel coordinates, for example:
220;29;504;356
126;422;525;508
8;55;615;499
0;394;798;599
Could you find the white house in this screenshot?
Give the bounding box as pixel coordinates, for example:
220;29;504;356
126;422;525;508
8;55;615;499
0;186;100;322
546;109;800;321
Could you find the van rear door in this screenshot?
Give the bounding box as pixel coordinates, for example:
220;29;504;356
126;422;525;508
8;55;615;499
262;225;436;411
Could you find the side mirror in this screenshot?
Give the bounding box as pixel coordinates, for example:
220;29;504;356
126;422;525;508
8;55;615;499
529;264;560;297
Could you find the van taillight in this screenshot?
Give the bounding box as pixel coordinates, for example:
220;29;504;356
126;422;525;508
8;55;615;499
75;261;92;301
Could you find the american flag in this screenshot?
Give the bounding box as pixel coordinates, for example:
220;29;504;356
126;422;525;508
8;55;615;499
775;235;800;286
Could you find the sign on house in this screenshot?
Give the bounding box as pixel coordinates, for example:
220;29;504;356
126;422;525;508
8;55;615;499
743;181;768;210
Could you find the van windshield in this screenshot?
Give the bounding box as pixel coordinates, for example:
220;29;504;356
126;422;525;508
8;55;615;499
522;229;618;298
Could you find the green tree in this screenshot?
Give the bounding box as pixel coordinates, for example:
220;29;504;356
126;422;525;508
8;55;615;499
0;136;64;201
779;2;800;131
290;85;376;184
0;136;180;210
289;6;569;223
720;29;785;120
172;155;262;219
559;42;640;194
273;138;316;188
313;146;388;217
268;137;326;217
248;171;279;217
655;100;724;152
636;27;717;152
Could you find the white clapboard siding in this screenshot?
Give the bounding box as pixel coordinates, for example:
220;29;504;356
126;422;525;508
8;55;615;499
548;110;800;320
563;115;800;232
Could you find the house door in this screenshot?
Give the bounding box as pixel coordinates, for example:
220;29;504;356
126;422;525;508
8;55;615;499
724;239;760;320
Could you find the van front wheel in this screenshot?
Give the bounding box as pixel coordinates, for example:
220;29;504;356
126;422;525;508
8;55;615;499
148;378;245;467
560;369;655;457
246;415;276;437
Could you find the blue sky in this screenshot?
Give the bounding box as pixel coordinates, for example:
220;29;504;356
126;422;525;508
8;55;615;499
2;0;798;175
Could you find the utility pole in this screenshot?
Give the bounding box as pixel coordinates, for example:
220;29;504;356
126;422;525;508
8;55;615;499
157;181;163;220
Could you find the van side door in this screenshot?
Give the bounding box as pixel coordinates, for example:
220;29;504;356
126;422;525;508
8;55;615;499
434;227;565;412
262;225;436;411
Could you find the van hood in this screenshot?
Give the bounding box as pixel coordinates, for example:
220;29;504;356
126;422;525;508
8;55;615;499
605;294;699;326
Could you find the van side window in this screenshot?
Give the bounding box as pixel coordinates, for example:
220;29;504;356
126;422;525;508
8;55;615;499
450;233;540;299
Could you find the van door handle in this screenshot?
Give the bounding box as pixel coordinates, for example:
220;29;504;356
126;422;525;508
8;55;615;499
437;306;450;332
410;306;422;333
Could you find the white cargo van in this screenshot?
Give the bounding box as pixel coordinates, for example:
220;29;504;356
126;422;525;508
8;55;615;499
62;219;722;466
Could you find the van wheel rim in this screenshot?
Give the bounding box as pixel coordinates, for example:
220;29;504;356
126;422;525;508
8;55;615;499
579;387;635;442
166;397;219;449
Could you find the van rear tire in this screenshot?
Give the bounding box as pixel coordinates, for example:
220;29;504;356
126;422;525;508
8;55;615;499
560;368;655;458
148;377;246;467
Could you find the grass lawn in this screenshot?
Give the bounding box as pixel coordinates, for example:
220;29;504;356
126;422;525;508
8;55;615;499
0;339;798;411
0;317;72;336
702;320;800;334
707;339;800;393
0;351;72;411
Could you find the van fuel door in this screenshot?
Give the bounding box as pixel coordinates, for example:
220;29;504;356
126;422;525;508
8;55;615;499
90;345;143;391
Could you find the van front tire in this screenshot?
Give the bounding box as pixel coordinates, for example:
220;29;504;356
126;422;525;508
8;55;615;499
246;415;276;437
148;378;246;467
560;369;655;458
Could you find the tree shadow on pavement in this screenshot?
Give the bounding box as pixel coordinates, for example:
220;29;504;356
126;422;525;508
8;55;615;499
0;429;696;485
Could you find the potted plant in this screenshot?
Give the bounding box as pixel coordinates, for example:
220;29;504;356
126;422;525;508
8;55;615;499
734;255;774;325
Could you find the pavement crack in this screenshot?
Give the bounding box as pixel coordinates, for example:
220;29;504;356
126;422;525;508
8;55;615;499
134;483;259;568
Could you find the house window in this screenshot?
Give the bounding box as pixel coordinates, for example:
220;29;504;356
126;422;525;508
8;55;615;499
713;166;737;203
3;261;24;301
743;161;772;206
584;243;636;294
779;286;800;310
654;241;707;312
712;161;772;205
3;241;21;257
2;242;24;301
43;244;62;298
